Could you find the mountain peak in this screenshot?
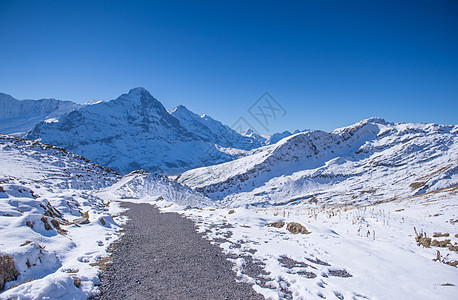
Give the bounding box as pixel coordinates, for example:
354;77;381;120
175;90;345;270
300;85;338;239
242;128;255;136
128;87;149;94
171;105;194;115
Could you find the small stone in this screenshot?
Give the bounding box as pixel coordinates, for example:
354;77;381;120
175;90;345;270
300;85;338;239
73;217;90;225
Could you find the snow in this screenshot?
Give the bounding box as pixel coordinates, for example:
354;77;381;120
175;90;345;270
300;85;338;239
0;135;213;299
0;134;121;299
161;184;458;299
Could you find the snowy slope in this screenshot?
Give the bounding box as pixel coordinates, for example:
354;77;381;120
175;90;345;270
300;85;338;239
0;134;213;299
177;118;458;207
174;184;458;300
26;88;237;174
0;93;81;136
0;134;120;299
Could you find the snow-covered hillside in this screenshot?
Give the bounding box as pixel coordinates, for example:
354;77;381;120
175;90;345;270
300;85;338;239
0;134;212;299
177;118;458;207
174;183;458;300
0;93;81;136
0;134;120;298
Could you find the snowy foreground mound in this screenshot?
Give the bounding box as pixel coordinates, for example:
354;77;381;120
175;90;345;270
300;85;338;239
177;118;458;207
99;170;213;208
0;135;210;299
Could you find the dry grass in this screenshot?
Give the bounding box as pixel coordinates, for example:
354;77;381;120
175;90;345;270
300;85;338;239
410;181;426;189
445;261;458;267
448;244;458;253
90;256;113;273
432;232;450;238
431;239;451;247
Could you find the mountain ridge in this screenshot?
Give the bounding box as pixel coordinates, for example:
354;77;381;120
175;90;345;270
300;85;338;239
177;118;458;207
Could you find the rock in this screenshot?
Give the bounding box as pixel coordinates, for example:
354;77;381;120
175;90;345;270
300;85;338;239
41;216;53;230
72;276;81;288
267;221;285;228
73;217;90;225
0;255;19;291
286;222;311;234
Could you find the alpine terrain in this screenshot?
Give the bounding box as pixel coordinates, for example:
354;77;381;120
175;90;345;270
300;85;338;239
0;92;457;300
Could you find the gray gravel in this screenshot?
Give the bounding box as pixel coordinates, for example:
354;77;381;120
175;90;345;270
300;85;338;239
95;202;263;300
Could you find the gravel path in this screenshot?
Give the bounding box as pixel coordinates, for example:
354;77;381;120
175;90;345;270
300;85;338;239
95;202;263;300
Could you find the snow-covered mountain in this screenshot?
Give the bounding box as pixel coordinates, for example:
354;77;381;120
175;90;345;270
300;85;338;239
170;105;261;149
0;93;81;136
26;88;238;174
176;118;458;207
2;88;300;174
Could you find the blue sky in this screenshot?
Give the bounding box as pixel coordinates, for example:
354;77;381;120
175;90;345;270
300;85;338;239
0;0;457;133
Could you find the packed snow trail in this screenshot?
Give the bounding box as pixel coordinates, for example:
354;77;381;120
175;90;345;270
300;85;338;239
95;202;263;300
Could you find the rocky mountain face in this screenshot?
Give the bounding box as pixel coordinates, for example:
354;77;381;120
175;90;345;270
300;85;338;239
0;93;81;136
170;105;261;150
176;118;458;207
26;88;237;174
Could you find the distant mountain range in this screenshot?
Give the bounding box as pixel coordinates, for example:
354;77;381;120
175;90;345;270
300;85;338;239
0;93;81;136
177;117;458;207
0;88;294;174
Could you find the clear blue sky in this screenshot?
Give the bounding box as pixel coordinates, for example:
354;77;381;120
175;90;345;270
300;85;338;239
1;0;457;133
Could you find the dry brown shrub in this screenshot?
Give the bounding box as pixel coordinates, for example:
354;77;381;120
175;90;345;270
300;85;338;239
431;239;451;247
432;232;449;238
448;244;458;253
416;236;431;248
445;261;458;268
